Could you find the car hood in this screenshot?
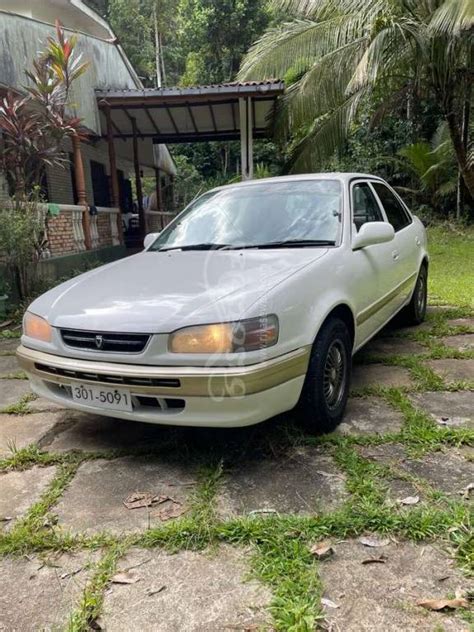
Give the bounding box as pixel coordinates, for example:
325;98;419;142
30;249;329;333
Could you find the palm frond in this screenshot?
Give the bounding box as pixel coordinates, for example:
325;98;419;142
280;37;367;132
287;88;367;171
239;14;367;81
429;0;474;34
346;24;413;94
275;0;390;20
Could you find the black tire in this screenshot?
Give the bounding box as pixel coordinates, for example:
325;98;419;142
296;317;352;434
402;264;428;326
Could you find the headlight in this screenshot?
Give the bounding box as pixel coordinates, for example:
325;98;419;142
169;315;279;354
24;312;52;342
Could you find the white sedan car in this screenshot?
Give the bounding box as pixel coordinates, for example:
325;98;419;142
18;174;428;432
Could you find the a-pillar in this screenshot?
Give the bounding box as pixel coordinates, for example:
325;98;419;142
72;134;91;250
239;97;254;181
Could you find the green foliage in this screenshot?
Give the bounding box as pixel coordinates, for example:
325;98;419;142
0;202;47;301
240;0;474;201
0;22;89;200
178;0;272;84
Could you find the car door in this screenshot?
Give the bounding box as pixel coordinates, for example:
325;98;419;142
349;180;397;346
371;181;419;313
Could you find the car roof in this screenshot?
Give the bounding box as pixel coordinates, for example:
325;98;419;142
211;173;385;192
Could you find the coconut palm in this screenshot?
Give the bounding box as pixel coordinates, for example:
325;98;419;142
239;0;474;199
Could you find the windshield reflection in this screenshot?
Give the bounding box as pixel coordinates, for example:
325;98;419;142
149;180;342;251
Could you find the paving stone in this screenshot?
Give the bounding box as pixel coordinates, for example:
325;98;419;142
427;305;456;314
337;397;404;436
0;551;97;631
441;333;474;352
27;395;68;414
427;358;474;383
0;412;68;456
0;466;57;528
0;338;20;353
447;317;474;330
0;378;32;409
55;456;197;534
46;412;172;453
100;546;271;631
320;540;472;632
351;364;413;391
409;391;473;428
357;337;426;358
218;446;347;517
0;354;20;377
359;444;473;498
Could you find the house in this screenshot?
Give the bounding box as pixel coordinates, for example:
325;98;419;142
0;0;177;271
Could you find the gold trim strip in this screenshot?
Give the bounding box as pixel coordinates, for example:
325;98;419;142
16;345;311;398
356;272;417;326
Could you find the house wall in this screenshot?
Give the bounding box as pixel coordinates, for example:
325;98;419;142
45;138;135;207
0;10;140;134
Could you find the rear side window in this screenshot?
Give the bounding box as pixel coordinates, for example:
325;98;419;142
372;183;411;232
351;182;383;232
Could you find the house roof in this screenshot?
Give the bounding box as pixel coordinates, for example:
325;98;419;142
95;81;285;144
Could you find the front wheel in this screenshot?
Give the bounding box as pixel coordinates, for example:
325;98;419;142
296;318;352;434
402;264;428;326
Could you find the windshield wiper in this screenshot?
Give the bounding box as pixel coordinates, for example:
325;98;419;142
226;239;336;250
158;243;230;252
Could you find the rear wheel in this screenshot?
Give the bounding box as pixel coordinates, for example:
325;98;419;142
296;317;352;434
402;264;428;326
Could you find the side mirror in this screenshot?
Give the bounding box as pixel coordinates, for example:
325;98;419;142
352;222;395;250
144;232;159;249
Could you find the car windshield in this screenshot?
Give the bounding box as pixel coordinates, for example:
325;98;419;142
149;179;342;251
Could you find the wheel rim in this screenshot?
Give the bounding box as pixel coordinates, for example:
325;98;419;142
323;339;347;410
416;271;427;316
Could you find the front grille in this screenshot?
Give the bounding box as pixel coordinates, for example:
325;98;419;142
61;329;150;353
35;363;180;389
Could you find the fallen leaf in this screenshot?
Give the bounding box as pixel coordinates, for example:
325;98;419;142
359;535;390;548
146;585;166;596
310;540;335;559
321;597;340;609
123;492;157;510
111;570;140;585
417;598;468;611
362;555;387;565
155;500;187;522
0;516;12;522
397;495;420;506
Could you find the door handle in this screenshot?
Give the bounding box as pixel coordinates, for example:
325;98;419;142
415;237;421;247
392;250;400;260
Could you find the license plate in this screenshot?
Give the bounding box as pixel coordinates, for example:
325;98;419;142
71;384;133;412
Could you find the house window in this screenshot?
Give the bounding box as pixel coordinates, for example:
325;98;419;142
90;160;111;207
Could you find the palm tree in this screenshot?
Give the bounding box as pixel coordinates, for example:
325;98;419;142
239;0;474;199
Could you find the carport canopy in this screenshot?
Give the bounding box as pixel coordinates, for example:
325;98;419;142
95;81;285;180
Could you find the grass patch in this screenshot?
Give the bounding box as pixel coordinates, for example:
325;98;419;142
428;225;474;308
1;392;36;414
67;544;127;632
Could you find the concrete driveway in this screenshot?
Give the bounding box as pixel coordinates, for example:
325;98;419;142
0;308;472;631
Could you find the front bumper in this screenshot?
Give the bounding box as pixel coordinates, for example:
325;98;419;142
17;345;310;427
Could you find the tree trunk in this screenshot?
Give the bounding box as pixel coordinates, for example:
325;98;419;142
445;109;474;201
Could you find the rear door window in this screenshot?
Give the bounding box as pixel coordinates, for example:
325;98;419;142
372;183;412;232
